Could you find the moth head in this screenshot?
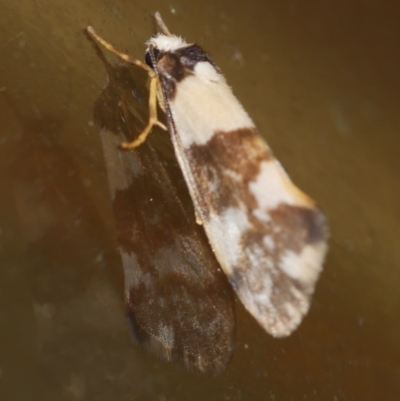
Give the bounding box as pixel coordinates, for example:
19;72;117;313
145;34;189;68
144;34;221;86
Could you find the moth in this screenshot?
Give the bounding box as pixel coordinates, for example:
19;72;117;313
88;36;235;373
87;12;329;338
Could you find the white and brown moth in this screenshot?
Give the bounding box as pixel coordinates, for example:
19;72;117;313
87;12;328;338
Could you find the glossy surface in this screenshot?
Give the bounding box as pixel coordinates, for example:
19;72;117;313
0;0;399;399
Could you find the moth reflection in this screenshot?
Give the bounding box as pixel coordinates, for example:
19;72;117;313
90;37;235;374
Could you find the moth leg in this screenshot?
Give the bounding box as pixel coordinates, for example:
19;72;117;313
121;75;167;149
86;26;152;73
86;26;167;149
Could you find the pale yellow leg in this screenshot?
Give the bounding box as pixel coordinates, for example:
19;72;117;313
86;26;167;149
121;75;167;149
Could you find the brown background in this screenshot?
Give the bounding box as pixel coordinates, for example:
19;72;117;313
0;0;399;400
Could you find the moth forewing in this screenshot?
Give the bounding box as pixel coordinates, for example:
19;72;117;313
146;18;329;337
171;121;328;337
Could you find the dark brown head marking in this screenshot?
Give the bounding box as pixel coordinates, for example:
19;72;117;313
156;52;187;100
150;44;216;100
175;44;216;69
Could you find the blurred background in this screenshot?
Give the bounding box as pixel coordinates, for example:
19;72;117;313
0;0;399;400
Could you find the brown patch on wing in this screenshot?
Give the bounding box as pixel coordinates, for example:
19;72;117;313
267;204;328;252
186;128;273;215
239;204;328;276
232;204;328;335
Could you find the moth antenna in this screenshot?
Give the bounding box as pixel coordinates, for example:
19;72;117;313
154;11;171;35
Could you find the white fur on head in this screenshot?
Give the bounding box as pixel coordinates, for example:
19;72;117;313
146;34;190;52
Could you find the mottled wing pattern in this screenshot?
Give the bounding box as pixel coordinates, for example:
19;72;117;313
182;129;327;337
90;41;235;373
150;41;329;337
